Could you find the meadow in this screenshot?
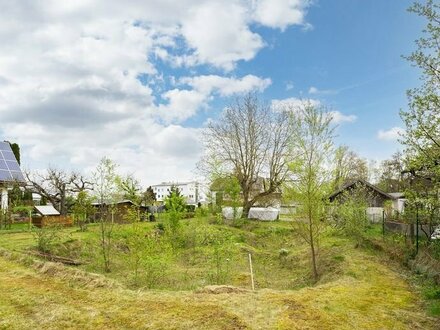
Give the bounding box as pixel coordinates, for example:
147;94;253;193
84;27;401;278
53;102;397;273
0;216;438;329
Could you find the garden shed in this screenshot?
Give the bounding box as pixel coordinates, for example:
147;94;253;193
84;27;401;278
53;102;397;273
32;205;73;227
328;179;406;222
92;200;148;223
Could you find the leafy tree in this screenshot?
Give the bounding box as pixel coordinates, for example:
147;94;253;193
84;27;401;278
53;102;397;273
224;176;241;221
9;142;20;165
9;183;23;208
332;146;369;190
400;1;440;240
332;186;370;247
93;157;118;272
142;186;156;206
72;191;95;231
201;93;292;218
401;0;440;181
165;185;186;211
115;174;142;204
377;151;410;192
285;101;335;283
164;185;186;246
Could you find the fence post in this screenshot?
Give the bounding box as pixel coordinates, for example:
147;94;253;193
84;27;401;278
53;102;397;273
248;253;255;291
382;210;385;237
416;205;419;255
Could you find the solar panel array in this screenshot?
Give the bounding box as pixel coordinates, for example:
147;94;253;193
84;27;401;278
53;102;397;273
0;142;25;183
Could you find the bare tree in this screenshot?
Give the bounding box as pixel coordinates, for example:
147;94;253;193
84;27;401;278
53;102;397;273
201;93;291;217
26;168;92;215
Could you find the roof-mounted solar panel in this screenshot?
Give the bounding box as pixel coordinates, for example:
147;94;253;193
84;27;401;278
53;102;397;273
0;141;26;184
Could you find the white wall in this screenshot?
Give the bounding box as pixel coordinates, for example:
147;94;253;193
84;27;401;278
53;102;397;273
152;182;206;204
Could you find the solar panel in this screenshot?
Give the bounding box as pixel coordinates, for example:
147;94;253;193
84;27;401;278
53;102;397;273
0;142;26;184
0;142;10;151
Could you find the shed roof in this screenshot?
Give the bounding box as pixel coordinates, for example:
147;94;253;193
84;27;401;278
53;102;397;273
328;179;396;201
34;205;60;216
91;199;136;206
388;192;405;199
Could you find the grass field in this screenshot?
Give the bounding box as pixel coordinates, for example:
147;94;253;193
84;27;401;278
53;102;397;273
0;217;438;329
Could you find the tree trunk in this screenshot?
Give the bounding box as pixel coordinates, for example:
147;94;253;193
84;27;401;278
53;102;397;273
308;210;318;283
242;201;252;219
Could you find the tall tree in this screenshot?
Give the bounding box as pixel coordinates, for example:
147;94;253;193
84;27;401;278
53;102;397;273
164;185;186;247
400;0;440;180
286;101;335;283
377;151;409;192
93;157;118;273
9;142;20;165
201;93;291;218
142;186;157;206
399;1;440;240
332;146;369;190
26;168;92;215
72;191;95;231
115;174;142;204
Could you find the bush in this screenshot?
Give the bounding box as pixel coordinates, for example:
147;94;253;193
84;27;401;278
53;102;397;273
32;224;65;253
184;212;195;219
156;223;165;232
185;204;196;212
195;206;209;218
332;189;369;246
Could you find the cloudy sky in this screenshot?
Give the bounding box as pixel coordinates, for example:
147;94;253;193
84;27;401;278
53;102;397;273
0;0;424;186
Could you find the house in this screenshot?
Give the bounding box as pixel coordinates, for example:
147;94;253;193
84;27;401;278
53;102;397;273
328;179;406;222
0;141;26;213
91;200;148;223
151;181;207;205
32;205;73;227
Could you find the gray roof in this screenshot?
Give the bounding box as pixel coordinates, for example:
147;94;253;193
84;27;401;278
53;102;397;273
388;192;405;199
329;179;396;201
34;205;60;216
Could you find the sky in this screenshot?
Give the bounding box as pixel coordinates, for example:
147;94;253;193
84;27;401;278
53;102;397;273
0;0;426;186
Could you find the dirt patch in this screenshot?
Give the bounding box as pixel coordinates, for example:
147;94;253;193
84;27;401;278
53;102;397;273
0;247;120;289
196;285;250;294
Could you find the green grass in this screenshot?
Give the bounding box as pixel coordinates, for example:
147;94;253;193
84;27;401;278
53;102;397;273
0;217;438;328
0;222;32;232
0;242;436;329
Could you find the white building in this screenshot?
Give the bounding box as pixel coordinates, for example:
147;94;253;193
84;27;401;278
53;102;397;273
151;181;207;205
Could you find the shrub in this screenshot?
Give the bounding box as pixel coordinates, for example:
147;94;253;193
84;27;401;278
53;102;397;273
32;224;65;253
185;204;196;212
195;206;209;218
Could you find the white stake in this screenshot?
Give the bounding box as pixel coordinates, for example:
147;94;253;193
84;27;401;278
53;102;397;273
248;253;255;291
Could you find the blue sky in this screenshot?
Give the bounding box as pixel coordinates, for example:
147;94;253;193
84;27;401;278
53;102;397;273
0;0;426;184
181;0;423;159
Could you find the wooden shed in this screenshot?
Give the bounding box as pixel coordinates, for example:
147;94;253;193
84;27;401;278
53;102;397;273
92;200;148;223
32;205;73;228
329;179;395;207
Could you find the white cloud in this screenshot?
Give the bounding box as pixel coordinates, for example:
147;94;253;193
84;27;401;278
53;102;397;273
285;82;294;91
271;98;356;125
156;89;208;123
308;86;337;95
271;97;321;110
377;127;404;141
308;86;319;94
181;2;264;71
329;111;357;124
253;0;310;31
0;1;311;185
158;75;271;122
180;75;271;96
